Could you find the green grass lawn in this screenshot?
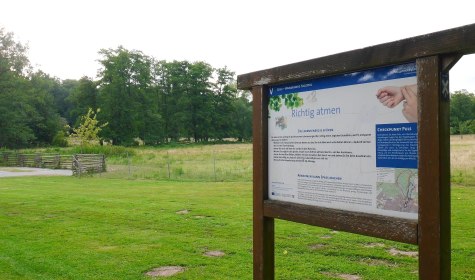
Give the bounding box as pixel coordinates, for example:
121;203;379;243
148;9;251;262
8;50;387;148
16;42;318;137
1;177;474;279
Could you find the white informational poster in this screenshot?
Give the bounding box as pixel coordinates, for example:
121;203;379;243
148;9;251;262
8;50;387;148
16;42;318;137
268;63;418;220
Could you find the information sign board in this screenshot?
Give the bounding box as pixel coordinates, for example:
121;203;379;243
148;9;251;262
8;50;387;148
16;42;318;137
238;23;475;280
268;63;418;219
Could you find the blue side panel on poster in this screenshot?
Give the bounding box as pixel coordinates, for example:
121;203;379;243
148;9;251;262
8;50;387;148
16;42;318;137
376;123;418;168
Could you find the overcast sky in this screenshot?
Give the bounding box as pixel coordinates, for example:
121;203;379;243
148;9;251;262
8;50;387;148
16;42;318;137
1;0;474;92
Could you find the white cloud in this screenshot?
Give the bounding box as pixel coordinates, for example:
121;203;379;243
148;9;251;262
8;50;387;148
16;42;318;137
357;73;374;83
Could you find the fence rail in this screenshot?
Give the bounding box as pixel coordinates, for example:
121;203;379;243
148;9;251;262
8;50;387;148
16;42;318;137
73;154;106;176
0;152;106;175
101;146;253;182
0;152;73;169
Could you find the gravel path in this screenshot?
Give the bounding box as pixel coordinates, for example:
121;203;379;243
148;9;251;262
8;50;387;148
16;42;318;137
0;167;73;178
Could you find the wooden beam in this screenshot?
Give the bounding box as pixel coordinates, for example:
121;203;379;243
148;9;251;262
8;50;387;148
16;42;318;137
417;56;451;280
263;200;418;244
238;23;475;89
441;54;463;72
252;85;274;280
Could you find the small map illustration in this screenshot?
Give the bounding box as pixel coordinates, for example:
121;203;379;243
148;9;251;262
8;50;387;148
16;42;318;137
376;168;418;213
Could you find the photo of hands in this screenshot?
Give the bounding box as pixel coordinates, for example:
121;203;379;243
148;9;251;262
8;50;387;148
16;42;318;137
376;84;418;123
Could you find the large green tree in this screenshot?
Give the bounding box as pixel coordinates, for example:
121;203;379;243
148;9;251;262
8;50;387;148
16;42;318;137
450;90;475;134
52;79;78;124
231;90;253;142
0;28;33;148
0;28;63;148
97;46;159;145
186;61;214;141
150;61;244;143
67;77;97;126
211;67;237;140
26;71;63;145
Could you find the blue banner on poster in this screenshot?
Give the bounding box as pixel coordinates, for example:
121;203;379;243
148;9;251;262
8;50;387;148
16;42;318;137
269;62;416;97
376;123;418;168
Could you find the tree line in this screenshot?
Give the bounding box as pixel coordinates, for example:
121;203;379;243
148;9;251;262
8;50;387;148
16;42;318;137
1;27;474;149
0;28;252;148
450;90;475;135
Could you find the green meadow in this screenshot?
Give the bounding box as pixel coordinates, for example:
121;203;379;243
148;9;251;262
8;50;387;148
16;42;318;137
1;140;474;279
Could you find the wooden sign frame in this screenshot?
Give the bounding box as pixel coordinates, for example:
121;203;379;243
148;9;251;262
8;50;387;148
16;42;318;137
237;24;475;280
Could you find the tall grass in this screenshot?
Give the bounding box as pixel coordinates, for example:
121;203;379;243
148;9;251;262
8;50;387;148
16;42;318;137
450;135;475;185
103;144;252;181
13;145;136;158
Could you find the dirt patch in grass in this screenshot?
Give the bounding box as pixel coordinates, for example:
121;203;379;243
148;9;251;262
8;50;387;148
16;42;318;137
337;274;361;280
320;234;332;239
204;250;225;257
6;212;21;216
388;248;418;258
360;257;398;267
363;242;385;248
193;215;207;219
145;266;185;277
308;244;326;250
176;209;189;215
322;272;361;280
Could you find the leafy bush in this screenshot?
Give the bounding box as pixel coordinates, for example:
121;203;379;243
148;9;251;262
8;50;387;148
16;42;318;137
52;131;69;147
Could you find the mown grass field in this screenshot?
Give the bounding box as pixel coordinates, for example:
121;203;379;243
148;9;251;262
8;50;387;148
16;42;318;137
1;139;474;279
1;178;474;279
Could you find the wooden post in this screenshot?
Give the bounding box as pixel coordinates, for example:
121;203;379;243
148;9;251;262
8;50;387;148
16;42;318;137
34;154;39;168
213;149;217;182
55;154;60;169
417;56;451;280
237;24;475;280
127;152;131;178
167;151;171;179
102;154;106;172
252;85;274;280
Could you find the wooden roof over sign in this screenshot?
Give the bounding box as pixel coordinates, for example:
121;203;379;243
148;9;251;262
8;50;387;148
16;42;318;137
237;23;475;90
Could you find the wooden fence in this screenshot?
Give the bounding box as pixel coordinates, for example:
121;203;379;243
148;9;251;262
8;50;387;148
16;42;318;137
0;152;73;169
72;154;106;175
0;152;106;175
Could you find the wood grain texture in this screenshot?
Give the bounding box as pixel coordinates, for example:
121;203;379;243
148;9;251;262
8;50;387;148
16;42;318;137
263;200;418;244
238;23;475;90
252;85;274;280
417;56;451;280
